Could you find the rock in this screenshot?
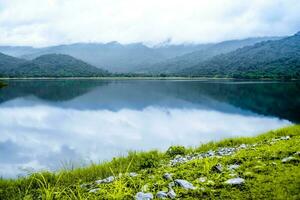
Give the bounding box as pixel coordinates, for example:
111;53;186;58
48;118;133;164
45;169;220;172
228;164;240;171
136;192;153;200
95;176;115;184
163;173;172;180
280;136;290;140
282;156;298;163
174;179;195;189
168;182;175;188
239;144;247;149
129;172;138;177
294;152;300;156
207;150;215;157
198;177;207;183
225;178;245;185
156;191;168;199
89;188;100;193
167;189;176;199
213;163;223;173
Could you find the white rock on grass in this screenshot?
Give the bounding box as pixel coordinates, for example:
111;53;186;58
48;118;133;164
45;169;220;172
156;191;168;199
89;188;100;193
129;172;138;177
95;176;114;184
225;178;245;185
198;177;207;183
167;189;176;199
228;164;240;171
280;136;290;140
174;179;195;189
282;156;297;163
163;173;172;180
136;192;153;200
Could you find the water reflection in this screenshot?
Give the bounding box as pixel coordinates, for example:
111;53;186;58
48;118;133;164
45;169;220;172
0;80;298;178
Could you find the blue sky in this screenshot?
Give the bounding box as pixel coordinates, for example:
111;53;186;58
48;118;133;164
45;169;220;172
0;0;300;46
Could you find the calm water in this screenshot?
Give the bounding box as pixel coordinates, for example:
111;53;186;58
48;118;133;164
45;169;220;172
0;79;299;178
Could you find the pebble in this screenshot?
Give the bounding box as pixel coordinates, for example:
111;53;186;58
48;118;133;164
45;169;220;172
89;188;100;193
167;189;176;199
282;156;297;163
136;192;153;200
198;177;207;182
174;179;195;190
95;176;114;184
213;163;223;173
156;191;168;199
228;164;240;171
225;177;245;185
129;172;138;177
279;136;290;140
163;173;172;180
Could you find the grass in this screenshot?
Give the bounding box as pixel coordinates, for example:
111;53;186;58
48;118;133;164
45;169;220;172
0;125;299;199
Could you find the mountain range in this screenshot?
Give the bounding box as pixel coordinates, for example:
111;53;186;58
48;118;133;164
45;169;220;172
0;32;299;78
180;32;300;79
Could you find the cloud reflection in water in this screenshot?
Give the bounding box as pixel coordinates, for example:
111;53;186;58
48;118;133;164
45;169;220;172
0;103;291;178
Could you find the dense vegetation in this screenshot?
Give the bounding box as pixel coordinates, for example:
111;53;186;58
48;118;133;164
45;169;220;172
0;54;109;77
138;37;282;74
180;32;300;79
0;125;299;199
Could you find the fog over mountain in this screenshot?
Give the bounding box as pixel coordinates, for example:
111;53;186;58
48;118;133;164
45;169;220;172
0;36;282;73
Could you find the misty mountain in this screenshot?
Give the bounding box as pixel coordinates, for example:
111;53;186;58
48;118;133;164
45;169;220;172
0;53;109;77
15;42;208;72
0;46;39;57
180;33;300;79
138;37;283;74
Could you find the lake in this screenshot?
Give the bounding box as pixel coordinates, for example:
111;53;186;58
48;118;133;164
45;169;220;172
0;79;299;178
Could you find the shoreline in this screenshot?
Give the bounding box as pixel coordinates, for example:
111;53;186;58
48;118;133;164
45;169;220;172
1;76;299;81
0;125;299;199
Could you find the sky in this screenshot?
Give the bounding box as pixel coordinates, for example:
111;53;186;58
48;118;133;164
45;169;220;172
0;0;300;47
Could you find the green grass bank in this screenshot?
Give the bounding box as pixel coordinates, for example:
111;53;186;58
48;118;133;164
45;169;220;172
0;125;299;199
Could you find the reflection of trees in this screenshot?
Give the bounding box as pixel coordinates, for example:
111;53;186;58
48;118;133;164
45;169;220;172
0;80;109;102
173;81;300;123
0;80;299;123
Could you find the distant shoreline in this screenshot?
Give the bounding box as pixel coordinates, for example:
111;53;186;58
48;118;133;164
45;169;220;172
0;76;299;81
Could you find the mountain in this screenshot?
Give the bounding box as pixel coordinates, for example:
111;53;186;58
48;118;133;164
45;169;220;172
0;53;27;70
138;37;283;74
0;46;39;57
18;42;209;72
180;32;300;79
0;53;109;77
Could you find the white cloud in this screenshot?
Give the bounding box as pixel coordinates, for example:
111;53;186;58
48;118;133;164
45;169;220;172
0;0;300;46
0;104;291;177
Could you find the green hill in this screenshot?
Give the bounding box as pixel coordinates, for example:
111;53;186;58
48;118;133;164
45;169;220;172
180;33;300;79
137;37;282;74
0;53;109;77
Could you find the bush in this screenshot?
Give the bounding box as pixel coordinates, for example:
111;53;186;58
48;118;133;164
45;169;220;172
129;151;161;170
166;145;186;157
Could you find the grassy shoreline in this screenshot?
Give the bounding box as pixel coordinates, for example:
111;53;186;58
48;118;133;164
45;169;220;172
1;125;299;199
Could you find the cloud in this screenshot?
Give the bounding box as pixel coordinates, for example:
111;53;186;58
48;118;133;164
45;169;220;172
0;104;291;177
0;0;299;46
